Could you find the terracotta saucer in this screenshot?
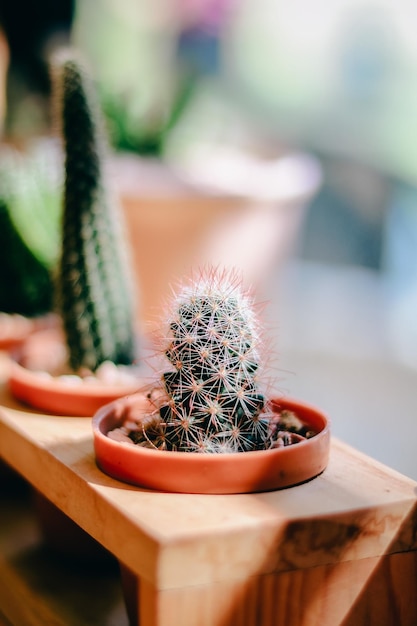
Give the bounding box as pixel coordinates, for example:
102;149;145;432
93;394;330;494
8;327;143;417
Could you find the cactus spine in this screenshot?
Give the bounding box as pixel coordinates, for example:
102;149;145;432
51;51;136;372
136;270;272;453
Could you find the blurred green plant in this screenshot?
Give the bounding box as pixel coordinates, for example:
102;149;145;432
70;0;231;157
0;142;60;316
100;71;198;156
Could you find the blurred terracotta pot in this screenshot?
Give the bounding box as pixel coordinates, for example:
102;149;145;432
110;150;321;335
8;327;143;417
0;313;58;353
0;314;36;352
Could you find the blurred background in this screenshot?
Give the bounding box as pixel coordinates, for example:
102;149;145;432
0;0;417;479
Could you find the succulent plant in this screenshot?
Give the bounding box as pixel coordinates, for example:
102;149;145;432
131;269;274;453
51;50;137;372
0;145;59;317
0;195;53;317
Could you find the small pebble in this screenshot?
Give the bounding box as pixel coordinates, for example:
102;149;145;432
59;374;83;385
107;428;135;444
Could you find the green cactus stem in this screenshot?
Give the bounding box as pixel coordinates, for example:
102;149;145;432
131;269;273;453
51;51;137;372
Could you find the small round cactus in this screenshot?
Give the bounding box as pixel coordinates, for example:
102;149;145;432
136;269;274;453
106;268;320;453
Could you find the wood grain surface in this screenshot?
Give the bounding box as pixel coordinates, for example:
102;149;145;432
1;352;416;625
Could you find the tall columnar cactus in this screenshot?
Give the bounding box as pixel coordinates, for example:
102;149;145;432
137;270;272;453
51;51;137;372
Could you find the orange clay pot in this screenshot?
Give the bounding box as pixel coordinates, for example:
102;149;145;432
92;394;330;494
9;363;142;417
7;327;142;417
0;320;33;352
0;313;57;353
110;152;321;334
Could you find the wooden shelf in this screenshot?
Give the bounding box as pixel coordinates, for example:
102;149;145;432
1;353;417;625
0;466;128;626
